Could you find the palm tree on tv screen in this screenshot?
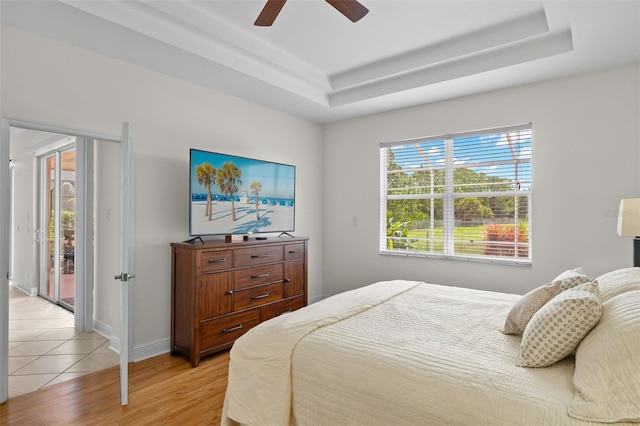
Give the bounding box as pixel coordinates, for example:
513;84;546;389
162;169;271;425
196;163;216;221
217;162;243;221
250;181;262;220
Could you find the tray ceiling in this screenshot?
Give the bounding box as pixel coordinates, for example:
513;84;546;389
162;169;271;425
2;1;639;123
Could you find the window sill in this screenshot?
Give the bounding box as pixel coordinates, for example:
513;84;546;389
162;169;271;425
379;250;532;267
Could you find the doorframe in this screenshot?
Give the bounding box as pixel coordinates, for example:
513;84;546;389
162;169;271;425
1;119;10;403
76;138;94;329
0;117;123;403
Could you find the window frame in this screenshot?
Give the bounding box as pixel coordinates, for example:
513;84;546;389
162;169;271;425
380;124;532;266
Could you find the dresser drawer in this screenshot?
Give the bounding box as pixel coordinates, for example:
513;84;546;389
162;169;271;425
235;245;283;268
200;250;233;273
284;243;305;260
234;283;283;311
200;310;260;351
261;296;305;321
235;263;283;290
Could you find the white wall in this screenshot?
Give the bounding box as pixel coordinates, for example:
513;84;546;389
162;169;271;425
323;64;640;297
1;25;324;360
8;148;35;295
94;140;122;339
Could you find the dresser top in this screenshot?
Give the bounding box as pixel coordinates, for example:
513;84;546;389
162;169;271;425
171;236;308;250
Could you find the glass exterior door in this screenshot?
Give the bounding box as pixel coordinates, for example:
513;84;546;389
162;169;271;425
38;147;76;311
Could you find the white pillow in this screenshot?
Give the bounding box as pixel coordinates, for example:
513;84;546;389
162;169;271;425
595;267;640;303
502;268;591;335
517;281;601;368
568;290;640;422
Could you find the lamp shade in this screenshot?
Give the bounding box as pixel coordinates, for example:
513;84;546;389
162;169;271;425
617;198;640;237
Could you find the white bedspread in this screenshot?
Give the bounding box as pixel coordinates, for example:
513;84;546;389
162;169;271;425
222;281;634;426
222;280;421;426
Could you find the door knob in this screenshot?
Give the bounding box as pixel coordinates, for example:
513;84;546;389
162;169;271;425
114;273;136;282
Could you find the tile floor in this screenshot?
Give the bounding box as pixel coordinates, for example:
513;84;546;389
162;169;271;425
8;285;119;398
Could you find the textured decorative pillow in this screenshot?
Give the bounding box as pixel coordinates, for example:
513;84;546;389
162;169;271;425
502;268;591;336
553;267;591;291
502;280;563;335
569;290;640;422
517;281;601;368
595;267;640;303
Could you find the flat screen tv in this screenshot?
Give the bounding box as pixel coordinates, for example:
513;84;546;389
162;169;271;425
189;149;295;237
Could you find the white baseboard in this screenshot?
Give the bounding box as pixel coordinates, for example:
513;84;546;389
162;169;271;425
308;294;323;304
107;335;120;354
103;332;170;363
9;281;37;296
132;338;171;362
93;319;112;340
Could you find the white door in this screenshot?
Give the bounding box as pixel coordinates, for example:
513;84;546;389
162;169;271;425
114;122;134;406
0;119;10;403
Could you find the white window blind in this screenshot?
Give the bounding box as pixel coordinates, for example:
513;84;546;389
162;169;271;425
380;124;532;264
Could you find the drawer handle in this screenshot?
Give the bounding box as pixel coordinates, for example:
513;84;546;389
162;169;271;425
226;290;234;295
251;272;270;279
283;278;291;283
222;324;243;333
208;258;227;264
288;250;301;254
276;309;293;316
251;293;270;300
251;253;269;258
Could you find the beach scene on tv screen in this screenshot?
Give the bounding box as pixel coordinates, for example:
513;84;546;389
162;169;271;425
190;150;295;236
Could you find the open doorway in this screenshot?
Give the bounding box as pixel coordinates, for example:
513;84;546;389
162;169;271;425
6;126;119;398
9;128;79;310
2;120;132;403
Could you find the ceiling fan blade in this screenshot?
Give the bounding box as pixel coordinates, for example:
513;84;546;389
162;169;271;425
325;0;369;22
255;0;287;26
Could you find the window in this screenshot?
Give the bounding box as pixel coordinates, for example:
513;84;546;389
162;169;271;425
380;124;532;264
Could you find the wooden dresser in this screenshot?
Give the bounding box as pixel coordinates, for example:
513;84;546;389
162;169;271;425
170;237;308;367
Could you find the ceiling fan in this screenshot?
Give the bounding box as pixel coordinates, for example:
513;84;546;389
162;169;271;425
255;0;369;26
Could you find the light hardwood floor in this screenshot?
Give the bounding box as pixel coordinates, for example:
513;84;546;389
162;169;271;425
1;350;230;425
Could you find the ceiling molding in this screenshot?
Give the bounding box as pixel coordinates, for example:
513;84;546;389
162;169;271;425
329;30;574;107
1;1;638;123
330;9;550;91
61;0;332;96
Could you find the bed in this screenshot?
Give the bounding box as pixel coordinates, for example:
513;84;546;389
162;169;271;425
221;267;640;425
